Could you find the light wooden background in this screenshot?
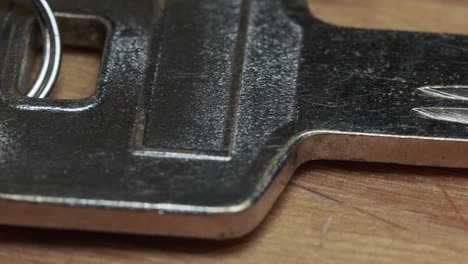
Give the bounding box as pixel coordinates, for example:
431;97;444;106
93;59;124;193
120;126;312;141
2;0;468;263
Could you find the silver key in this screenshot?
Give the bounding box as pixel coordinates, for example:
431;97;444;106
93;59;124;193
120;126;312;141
1;0;468;239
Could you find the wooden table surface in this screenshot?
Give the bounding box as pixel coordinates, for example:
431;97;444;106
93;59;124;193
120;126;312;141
2;0;468;263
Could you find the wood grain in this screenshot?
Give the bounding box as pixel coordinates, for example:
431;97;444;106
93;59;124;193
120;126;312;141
2;0;468;263
48;48;100;100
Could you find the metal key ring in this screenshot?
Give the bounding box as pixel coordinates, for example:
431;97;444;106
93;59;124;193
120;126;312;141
27;0;61;98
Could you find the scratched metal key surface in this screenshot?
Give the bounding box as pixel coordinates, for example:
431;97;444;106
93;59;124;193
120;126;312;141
1;0;468;239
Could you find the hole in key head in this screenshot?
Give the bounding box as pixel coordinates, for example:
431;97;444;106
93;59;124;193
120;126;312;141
22;15;108;99
308;0;468;35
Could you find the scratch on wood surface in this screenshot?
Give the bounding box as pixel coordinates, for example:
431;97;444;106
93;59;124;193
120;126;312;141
321;216;333;236
291;182;341;204
350;204;410;231
314;216;333;261
291;181;410;231
437;182;468;229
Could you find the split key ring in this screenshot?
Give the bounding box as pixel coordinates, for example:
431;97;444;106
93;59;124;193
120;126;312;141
26;0;62;98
